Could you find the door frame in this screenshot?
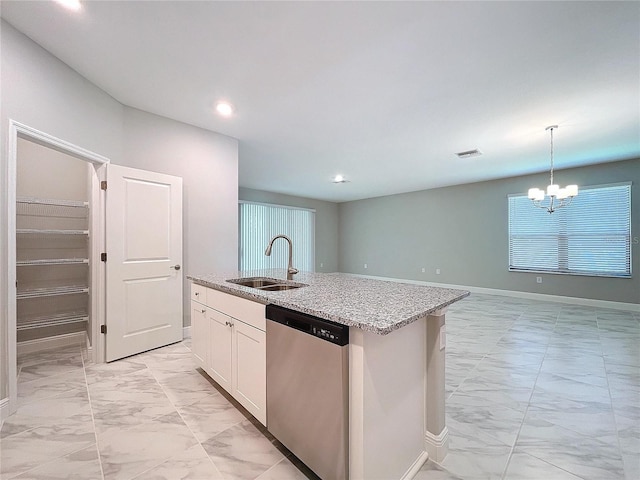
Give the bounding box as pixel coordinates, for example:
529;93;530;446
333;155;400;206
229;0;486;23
5;120;109;417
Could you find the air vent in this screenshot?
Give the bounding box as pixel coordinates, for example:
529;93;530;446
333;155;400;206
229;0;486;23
455;149;482;158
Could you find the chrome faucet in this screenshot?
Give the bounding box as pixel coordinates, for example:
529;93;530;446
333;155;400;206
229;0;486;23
265;234;299;280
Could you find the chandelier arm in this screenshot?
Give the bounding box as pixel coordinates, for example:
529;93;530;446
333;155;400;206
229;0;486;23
563;196;575;208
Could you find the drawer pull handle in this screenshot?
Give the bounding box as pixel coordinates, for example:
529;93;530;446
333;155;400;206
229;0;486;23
201;309;206;314
170;265;181;270
194;291;199;296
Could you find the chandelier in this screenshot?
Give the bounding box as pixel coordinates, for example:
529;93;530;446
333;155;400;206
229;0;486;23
528;125;578;214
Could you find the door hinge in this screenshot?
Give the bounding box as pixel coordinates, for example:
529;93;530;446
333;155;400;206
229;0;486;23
101;181;107;190
100;325;107;334
101;252;107;262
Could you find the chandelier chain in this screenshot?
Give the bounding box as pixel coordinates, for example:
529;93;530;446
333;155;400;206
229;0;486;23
549;126;554;185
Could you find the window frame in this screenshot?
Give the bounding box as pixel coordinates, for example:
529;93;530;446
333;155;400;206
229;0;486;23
507;182;632;279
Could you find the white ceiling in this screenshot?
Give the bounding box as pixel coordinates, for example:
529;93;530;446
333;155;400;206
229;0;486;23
2;1;639;202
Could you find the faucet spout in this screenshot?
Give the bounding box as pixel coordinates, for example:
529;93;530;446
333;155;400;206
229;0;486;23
265;234;299;280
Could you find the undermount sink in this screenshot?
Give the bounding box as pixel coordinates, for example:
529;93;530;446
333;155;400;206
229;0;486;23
259;284;301;291
226;277;307;291
227;277;279;288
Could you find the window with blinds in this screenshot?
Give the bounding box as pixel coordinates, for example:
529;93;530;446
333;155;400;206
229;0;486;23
239;201;315;272
508;183;632;277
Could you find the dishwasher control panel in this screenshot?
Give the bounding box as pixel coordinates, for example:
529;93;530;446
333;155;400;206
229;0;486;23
266;304;349;346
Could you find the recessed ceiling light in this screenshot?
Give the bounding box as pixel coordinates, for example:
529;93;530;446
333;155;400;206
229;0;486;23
332;174;349;183
455;149;482;158
54;0;82;11
215;101;234;117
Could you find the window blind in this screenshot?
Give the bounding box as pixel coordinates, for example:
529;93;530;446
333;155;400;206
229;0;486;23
239;201;315;272
508;183;632;277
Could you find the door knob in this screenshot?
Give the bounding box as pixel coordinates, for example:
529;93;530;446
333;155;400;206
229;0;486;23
170;265;181;270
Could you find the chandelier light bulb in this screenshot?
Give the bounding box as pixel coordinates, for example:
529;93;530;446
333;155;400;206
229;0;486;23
546;184;560;197
566;185;579;197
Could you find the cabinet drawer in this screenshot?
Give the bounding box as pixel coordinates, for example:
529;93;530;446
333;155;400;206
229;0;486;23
206;288;266;332
191;283;207;303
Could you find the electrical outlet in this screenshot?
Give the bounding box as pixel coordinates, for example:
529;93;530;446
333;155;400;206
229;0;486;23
364;263;368;269
436;268;441;275
320;262;323;268
421;267;425;273
536;276;542;284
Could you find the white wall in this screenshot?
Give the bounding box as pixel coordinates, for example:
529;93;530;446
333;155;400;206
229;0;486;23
1;20;239;403
0;19;123;405
121;107;238;324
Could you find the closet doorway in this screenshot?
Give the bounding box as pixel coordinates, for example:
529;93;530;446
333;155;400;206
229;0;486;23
6;121;108;416
6;122;184;418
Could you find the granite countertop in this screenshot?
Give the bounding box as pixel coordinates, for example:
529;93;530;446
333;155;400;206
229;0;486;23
188;269;469;335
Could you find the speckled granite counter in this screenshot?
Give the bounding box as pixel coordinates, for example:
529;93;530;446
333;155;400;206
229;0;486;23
188;269;469;335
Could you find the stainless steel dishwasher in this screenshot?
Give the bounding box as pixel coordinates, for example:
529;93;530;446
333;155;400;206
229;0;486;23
266;304;349;480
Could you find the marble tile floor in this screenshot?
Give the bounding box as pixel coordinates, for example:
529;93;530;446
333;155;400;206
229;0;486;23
1;294;638;480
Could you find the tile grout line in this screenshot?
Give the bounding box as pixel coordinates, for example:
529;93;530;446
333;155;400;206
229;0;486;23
499;304;559;480
444;301;520;402
596;311;629;480
13;369;87;409
81;346;106;480
138;345;230;478
85;349;208;479
142;345;292;479
1;346;97;480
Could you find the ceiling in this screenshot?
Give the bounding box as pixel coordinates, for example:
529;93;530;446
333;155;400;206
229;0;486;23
2;1;639;202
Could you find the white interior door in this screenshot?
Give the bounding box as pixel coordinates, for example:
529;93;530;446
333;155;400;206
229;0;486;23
105;164;183;362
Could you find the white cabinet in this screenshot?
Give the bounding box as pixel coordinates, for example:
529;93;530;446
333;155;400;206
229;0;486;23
190;283;266;425
234;320;266;418
190;300;208;366
208;309;233;393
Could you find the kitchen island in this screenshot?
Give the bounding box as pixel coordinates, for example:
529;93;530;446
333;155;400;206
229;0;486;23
188;269;469;480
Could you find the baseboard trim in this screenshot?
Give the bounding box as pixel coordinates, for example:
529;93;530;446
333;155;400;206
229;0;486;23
183;326;191;339
425;427;449;463
400;450;430;480
348;273;640;313
17;331;86;356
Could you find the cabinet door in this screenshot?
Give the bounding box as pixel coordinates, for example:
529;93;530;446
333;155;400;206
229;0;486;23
208;309;233;392
234;320;266;426
190;301;208;367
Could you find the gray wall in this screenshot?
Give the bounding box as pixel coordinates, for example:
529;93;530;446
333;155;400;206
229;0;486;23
239;188;339;273
1;20;238;401
339;158;640;305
